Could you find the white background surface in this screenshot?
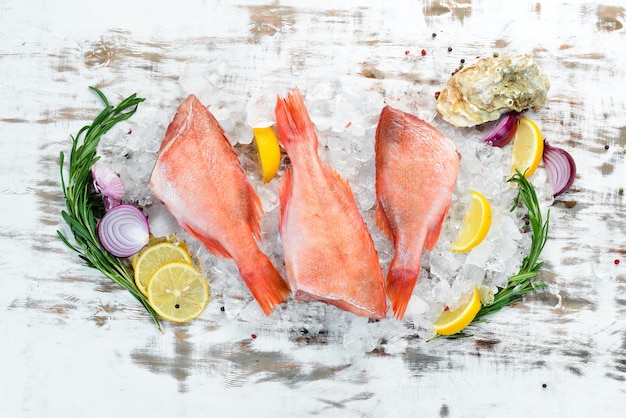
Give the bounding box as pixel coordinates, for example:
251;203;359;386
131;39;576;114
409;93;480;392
1;1;625;416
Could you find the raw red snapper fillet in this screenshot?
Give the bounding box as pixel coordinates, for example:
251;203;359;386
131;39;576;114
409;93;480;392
149;94;290;315
375;106;461;319
275;87;387;319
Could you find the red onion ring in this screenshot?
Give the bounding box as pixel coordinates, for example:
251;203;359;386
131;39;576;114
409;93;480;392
97;204;150;257
543;141;576;197
482;112;520;147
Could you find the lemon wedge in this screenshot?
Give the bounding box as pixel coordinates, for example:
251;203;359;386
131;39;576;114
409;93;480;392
451;190;492;252
511;116;544;178
133;241;193;297
433;286;481;336
147;262;210;323
253;126;281;183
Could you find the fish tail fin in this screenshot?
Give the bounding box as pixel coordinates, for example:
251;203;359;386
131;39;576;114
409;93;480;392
240;254;290;315
386;257;420;320
275;87;318;153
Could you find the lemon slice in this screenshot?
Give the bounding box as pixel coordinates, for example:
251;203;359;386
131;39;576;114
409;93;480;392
133;241;193;297
511;116;544;178
147;262;210;323
433;286;481;336
253;126;281;183
451;190;492;252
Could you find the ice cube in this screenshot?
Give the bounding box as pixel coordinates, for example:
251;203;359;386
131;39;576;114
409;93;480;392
143;203;180;239
239;300;273;324
246;89;277;128
343;316;379;353
178;66;209;97
431;280;452;307
256;179;280;213
466;240;495;268
430;247;463;281
306;82;338;133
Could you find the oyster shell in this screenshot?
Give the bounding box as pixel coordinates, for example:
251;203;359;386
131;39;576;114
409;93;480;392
436;54;550;127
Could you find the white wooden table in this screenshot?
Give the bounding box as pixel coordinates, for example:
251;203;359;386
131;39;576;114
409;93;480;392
2;1;625;416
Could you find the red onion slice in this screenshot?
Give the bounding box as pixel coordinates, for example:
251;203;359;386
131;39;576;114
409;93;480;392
482;112;520;147
98;204;150;257
542;141;576;196
91;163;125;210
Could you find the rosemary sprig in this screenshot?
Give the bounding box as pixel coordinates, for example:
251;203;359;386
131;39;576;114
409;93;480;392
443;170;549;339
58;87;162;331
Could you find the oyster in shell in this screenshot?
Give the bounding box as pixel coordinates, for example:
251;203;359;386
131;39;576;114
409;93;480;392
436;54;550;127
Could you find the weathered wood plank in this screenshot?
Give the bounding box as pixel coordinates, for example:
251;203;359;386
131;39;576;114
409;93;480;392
1;0;625;416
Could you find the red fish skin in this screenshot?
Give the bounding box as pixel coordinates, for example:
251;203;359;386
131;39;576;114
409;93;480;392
275;87;387;319
375;105;460;320
149;94;290;315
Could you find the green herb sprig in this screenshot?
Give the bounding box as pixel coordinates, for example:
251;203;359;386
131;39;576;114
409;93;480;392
58;87;161;331
443;170;549;338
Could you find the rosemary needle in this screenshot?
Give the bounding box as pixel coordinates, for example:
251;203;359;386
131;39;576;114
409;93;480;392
58;87;162;331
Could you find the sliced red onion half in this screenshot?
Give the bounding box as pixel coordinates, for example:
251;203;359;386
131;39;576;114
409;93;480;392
542;141;576;197
482;112;520;147
98;204;150;257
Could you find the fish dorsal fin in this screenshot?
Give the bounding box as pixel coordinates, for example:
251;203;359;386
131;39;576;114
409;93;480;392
424;203;452;251
181;220;232;259
278;167;293;234
374;197;393;240
321;163;358;211
157;95;196;155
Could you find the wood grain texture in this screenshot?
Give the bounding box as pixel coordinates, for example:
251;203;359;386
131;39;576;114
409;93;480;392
1;0;625;416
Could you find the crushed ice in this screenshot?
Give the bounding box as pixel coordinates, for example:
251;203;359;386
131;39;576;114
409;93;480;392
96;72;554;350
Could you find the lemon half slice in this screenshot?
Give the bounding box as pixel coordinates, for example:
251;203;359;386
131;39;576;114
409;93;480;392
147;262;210;323
253;126;281;183
451;190;492;252
433;286;481;336
133;241;193;297
511;116;544;178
